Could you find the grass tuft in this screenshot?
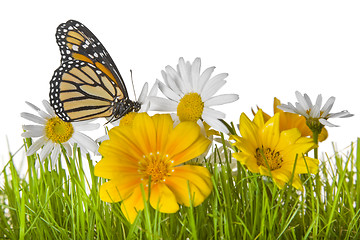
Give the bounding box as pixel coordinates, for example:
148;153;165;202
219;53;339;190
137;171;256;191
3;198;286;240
0;138;359;239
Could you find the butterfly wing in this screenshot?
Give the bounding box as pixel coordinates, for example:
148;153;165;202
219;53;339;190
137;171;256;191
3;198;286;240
49;60;125;122
55;20;128;98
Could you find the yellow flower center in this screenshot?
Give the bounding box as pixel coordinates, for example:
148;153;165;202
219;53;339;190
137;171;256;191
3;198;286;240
255;147;283;170
177;93;204;122
45;117;74;143
138;152;175;184
119;112;138;126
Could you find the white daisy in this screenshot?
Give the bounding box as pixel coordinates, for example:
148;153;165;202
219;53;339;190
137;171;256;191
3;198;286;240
149;57;239;133
21;100;100;168
277;91;353;127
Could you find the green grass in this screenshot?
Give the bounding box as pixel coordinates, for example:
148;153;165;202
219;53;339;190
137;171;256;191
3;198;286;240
1;138;359;239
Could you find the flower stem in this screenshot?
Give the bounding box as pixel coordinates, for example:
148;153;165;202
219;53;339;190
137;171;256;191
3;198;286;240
312;131;319;159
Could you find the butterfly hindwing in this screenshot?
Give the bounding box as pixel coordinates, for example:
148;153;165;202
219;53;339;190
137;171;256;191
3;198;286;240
49;60;124;122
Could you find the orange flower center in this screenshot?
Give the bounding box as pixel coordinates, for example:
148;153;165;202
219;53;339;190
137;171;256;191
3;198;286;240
138;152;175;184
255;147;283;170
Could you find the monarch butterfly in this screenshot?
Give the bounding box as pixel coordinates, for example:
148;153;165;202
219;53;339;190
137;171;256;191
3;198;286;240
49;20;140;122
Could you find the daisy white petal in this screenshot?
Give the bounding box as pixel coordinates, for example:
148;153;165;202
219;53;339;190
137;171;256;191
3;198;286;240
314;94;322;110
201;80;227;102
201;73;228;97
304;93;314;109
320;96;335;116
149;80;159;97
63;143;72;157
26;136;47;156
96;134;110;143
25;101;41;111
277;103;298;114
72;132;99;154
295;102;309;117
202;107;226;120
137;81;159;112
40;141;54;161
328;110;354;118
204;94;239;107
149;97;178;111
50;144;61;167
202;116;228;134
319;118;339;127
21;112;46;125
138;82;149;104
197;66;215;92
309;102;321;118
158;81;181;101
165;65;186;94
21;125;45;137
178;58;193;92
42;100;56;117
21;130;44;138
72;122;100;131
295;91;310;110
162;70;181;94
191;58;201;92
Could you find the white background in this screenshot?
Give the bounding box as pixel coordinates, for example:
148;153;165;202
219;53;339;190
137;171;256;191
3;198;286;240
1;1;359;170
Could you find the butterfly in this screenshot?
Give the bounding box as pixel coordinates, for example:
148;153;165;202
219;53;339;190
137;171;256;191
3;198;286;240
49;20;140;122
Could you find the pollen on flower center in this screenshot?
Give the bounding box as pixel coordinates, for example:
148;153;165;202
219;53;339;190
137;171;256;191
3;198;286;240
138;152;174;183
45;117;74;143
255;147;283;170
177;93;204;122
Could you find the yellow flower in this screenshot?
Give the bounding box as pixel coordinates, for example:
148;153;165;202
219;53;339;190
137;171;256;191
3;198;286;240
231;110;319;189
254;97;328;142
94;113;212;223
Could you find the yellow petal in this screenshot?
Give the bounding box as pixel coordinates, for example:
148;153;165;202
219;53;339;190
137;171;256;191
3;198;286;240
150;183;179;213
253;109;265;128
273;174;303;190
165;122;204;158
152;114;173;152
273;97;282;114
282;155;319;174
261;113;280;150
271;168;292;183
239;113;259;147
121;186;148;223
231;134;257;155
172;135;210;165
282;139;315;159
98;175;141;203
166;165;212;207
103;127;143;160
233;152;260;173
98;140;139;164
318;127;328;142
94;157;138;179
272;178;286;189
132;113;157;154
276;128;302;151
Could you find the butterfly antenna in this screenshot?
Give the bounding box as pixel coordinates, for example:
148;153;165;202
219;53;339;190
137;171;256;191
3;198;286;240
130;70;137;101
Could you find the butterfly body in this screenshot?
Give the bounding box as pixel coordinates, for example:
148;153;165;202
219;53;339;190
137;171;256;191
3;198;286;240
49;20;139;122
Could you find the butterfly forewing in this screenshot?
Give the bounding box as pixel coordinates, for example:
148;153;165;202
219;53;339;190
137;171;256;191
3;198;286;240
50;60;124;122
50;20;140;122
55;20;128;96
